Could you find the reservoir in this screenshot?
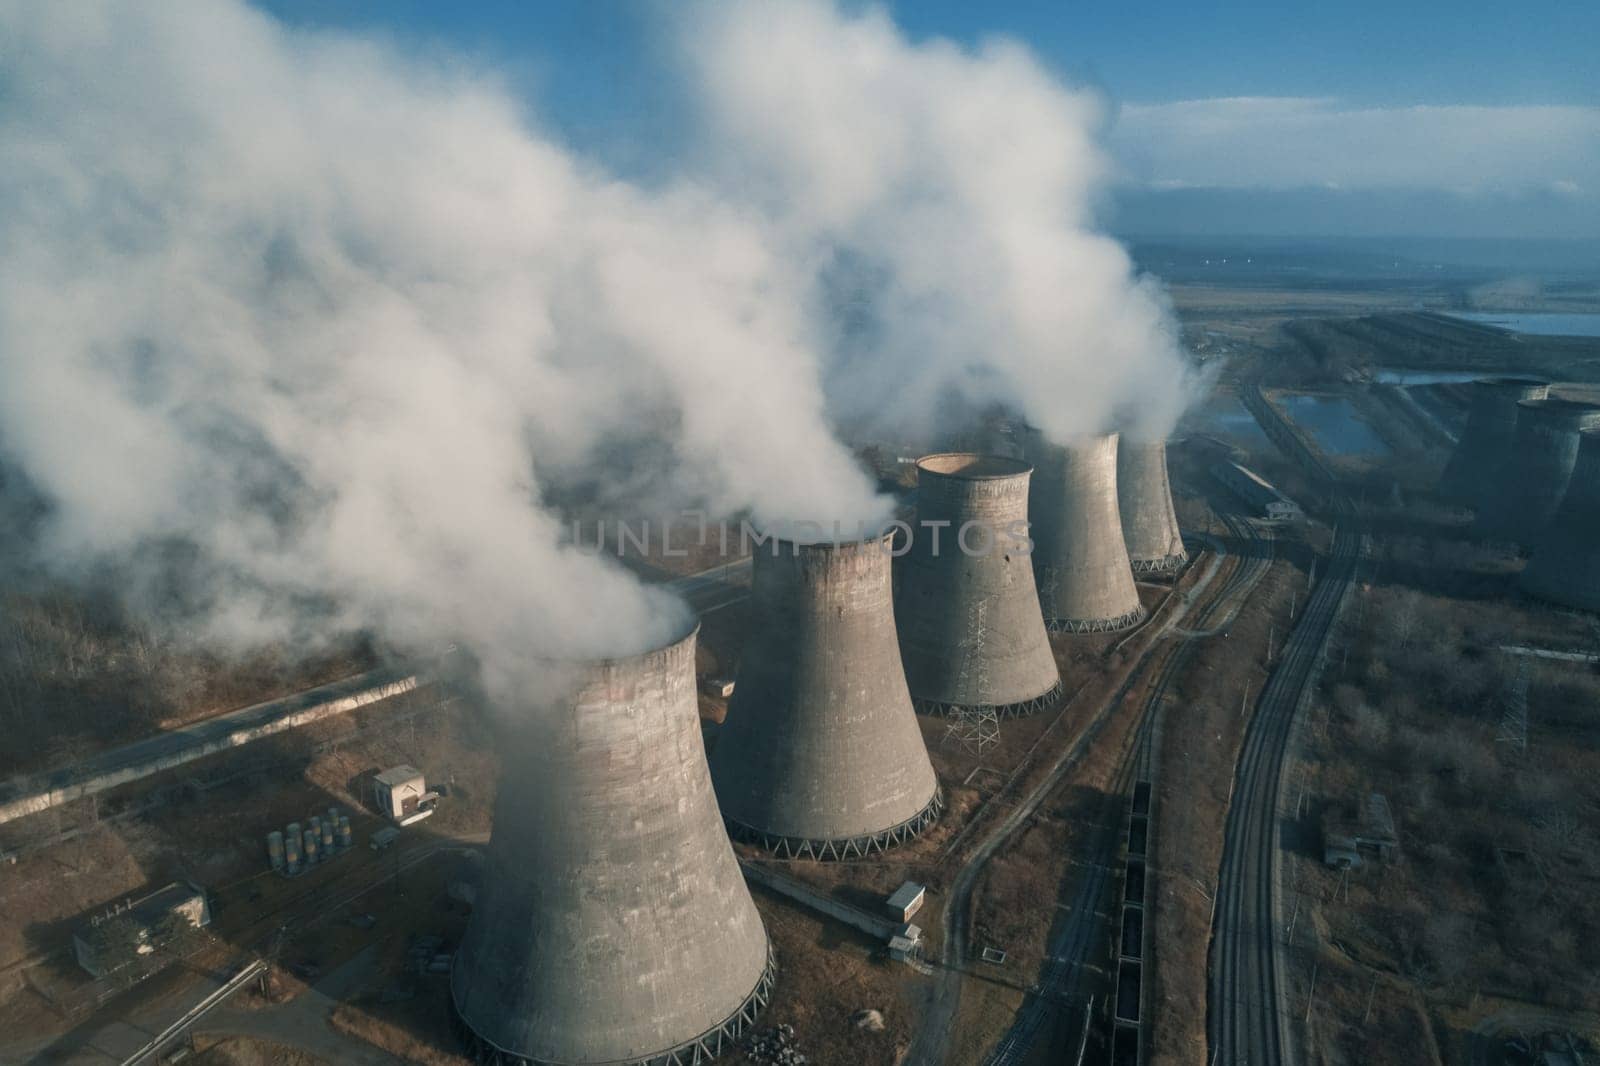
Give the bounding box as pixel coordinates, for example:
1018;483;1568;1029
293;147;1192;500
1278;394;1390;456
1443;312;1600;338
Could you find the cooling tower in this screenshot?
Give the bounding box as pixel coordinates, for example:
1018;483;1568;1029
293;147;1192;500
1474;398;1600;544
1438;377;1549;501
451;622;774;1066
896;454;1062;717
1522;427;1600;611
1117;437;1189;576
710;533;943;860
1024;429;1147;633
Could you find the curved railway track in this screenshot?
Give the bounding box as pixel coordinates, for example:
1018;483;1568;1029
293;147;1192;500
984;509;1275;1065
1207;513;1358;1066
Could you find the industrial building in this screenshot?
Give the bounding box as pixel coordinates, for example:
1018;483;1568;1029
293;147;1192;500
451;623;774;1066
896;453;1062;718
1521;427;1600;611
710;533;943;859
1024;429;1147;632
372;765;438;826
1475;398;1600;543
1437;377;1549;501
1211;460;1302;521
73;881;210;979
1117;438;1189;575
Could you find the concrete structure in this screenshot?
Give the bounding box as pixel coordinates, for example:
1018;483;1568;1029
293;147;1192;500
1475;398;1600;543
1522;427;1600;610
1438;377;1549;501
452;622;773;1066
1321;793;1399;869
372;765;438;826
896;454;1062;718
1211;460;1302;521
1117;438;1188;575
1023;430;1147;632
0;667;419;828
886;881;926;923
73;881;210;978
711;533;943;859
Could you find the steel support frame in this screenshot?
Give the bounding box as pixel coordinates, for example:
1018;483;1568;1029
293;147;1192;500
1044;604;1148;635
724;790;946;861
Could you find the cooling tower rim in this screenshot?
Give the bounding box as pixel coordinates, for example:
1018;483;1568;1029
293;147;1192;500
747;527;896;552
1018;423;1120;447
536;616;699;671
916;451;1033;481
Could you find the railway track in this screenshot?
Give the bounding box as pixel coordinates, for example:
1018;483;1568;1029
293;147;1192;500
985;509;1275;1065
1207;512;1358;1066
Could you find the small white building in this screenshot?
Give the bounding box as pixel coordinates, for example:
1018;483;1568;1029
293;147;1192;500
885;881;926;923
373;765;439;826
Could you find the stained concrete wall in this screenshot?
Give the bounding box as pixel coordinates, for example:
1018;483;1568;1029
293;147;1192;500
1440;378;1549;502
1117;439;1188;575
451;624;771;1065
1475;398;1600;543
1025;430;1146;632
896;454;1060;715
711;534;940;848
1522;428;1600;610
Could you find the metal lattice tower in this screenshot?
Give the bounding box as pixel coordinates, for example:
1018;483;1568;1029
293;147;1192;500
942;600;1001;755
1496;660;1530;753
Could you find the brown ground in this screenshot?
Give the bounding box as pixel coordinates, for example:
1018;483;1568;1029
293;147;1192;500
191;1033;328;1066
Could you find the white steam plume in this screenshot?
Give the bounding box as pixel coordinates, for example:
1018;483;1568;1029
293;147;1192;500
681;0;1200;444
0;1;887;683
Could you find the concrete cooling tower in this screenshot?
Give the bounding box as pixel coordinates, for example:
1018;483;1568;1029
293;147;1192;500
1437;377;1549;501
1117;438;1189;576
451;623;774;1066
896;454;1062;718
1024;429;1147;633
1522;427;1600;611
1475;398;1600;544
710;533;943;860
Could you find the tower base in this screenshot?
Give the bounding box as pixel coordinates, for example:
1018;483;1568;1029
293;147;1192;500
451;945;776;1066
913;679;1064;720
726;790;945;861
1044;604;1148;634
1129;551;1188;576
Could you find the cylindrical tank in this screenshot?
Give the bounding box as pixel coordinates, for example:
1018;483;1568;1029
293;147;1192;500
327;807;341;839
1117;437;1188;576
1024;429;1147;632
1475;398;1600;542
339;816;354;849
1522;427;1600;610
267;831;285;872
321;819;335;851
711;533;943;859
896;453;1061;717
1439;377;1549;501
451;622;773;1066
303;829;319;866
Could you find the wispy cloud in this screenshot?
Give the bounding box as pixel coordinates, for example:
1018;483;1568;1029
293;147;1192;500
1111;97;1600;197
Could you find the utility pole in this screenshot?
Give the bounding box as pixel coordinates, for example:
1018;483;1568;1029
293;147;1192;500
1362;971;1379;1023
1305;958;1320;1023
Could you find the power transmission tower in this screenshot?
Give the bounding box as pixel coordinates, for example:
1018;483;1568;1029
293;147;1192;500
943;600;1000;755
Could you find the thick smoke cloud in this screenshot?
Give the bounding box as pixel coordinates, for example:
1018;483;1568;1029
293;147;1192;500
0;0;886;681
0;0;1198;695
682;0;1199;444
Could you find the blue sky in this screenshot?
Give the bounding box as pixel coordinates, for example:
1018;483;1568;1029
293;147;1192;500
258;1;1600;239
